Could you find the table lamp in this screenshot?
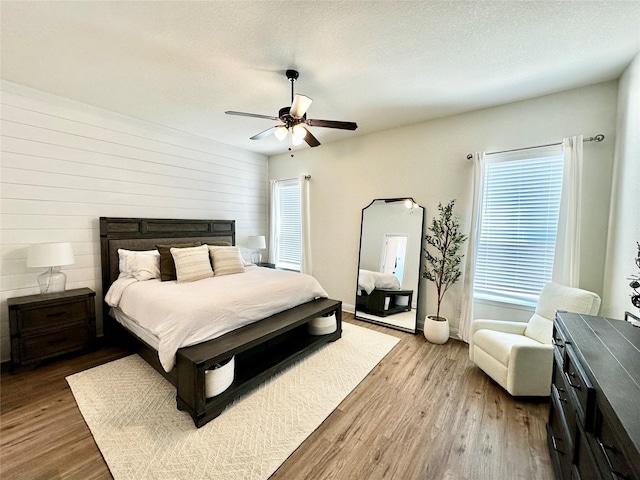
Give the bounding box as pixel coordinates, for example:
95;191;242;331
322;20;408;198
27;242;75;294
246;236;266;264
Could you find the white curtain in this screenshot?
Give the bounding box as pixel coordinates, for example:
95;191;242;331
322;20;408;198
299;175;312;274
552;135;583;287
459;152;486;343
268;180;278;264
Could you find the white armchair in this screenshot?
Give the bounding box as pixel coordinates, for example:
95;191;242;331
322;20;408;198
469;282;601;396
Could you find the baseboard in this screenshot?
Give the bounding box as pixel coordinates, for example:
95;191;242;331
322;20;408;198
449;326;459;339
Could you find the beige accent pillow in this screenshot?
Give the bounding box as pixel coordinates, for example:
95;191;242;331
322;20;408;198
170;245;213;283
209;246;245;276
157;242;202;281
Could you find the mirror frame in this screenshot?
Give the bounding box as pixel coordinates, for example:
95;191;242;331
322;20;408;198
354;197;424;333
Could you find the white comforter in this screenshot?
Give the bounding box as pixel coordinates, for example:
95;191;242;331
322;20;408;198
358;269;401;295
105;265;328;372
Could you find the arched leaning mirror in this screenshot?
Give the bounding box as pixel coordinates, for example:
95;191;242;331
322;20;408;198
355;198;424;333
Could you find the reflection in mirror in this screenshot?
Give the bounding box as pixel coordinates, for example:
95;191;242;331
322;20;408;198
355;198;425;333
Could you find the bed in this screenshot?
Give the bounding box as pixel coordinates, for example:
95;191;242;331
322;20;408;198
100;217;342;428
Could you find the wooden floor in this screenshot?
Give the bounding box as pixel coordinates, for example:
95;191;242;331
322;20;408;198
0;314;554;480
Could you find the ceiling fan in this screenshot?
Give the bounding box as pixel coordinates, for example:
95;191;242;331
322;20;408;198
225;69;357;148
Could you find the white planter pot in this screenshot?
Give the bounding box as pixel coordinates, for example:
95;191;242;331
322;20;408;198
423;315;450;344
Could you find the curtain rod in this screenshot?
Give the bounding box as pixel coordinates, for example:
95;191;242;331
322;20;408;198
276;175;311;181
466;134;605;160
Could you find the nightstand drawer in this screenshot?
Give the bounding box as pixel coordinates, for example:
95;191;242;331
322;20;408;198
20;325;92;363
18;299;91;333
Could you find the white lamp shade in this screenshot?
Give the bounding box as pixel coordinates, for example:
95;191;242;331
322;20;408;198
291;124;307;145
274;126;288;141
246;236;266;249
290;94;313;118
27;243;75;268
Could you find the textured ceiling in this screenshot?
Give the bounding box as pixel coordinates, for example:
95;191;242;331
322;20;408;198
1;1;639;156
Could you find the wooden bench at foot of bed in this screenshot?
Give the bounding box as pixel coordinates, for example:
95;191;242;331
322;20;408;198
176;298;342;427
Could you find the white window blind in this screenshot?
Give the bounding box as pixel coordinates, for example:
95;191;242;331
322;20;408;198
275;180;301;270
473;145;564;306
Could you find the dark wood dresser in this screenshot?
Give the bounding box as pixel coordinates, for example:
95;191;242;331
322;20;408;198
8;288;96;370
548;312;640;480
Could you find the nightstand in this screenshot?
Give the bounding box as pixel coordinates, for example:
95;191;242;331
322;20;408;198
8;288;96;370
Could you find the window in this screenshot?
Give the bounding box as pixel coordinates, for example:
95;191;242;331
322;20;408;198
273;179;301;271
473;145;564;306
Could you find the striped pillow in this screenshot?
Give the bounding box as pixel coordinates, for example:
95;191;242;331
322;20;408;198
209;246;245;276
170;245;213;283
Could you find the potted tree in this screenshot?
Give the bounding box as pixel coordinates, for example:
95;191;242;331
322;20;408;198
422;200;467;343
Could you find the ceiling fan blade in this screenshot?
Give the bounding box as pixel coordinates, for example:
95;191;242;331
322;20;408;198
225;111;279;121
250;126;282;140
290;94;313;118
303;128;321;147
306;119;358;130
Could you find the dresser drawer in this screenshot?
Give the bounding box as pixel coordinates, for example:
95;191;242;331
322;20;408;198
592;406;636;480
552;324;568;366
574;425;601;480
17;299;91;333
552;360;576;436
20;325;92;363
548;394;574;480
564;344;595;428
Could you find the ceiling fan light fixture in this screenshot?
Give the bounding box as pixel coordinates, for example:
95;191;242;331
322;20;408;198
291;124;307;145
290;94;313;118
274;126;288;141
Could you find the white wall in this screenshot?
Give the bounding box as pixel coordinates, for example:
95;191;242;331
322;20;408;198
602;54;640;319
269;81;619;330
0;81;268;362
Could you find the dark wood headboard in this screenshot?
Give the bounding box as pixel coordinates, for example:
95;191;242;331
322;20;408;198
100;217;236;295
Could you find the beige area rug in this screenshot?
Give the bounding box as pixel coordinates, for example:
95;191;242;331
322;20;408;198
67;322;400;480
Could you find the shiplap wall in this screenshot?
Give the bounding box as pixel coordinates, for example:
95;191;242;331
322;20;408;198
0;81;268;362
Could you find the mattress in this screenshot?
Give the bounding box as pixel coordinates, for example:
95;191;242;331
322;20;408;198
111;306;159;349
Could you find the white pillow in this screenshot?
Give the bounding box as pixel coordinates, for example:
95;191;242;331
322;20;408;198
171;245;213;283
127;252;161;281
117;249;160;279
209;246;245;276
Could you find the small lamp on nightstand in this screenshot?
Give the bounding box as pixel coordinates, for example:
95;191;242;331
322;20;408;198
246;235;266;264
27;242;75;294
